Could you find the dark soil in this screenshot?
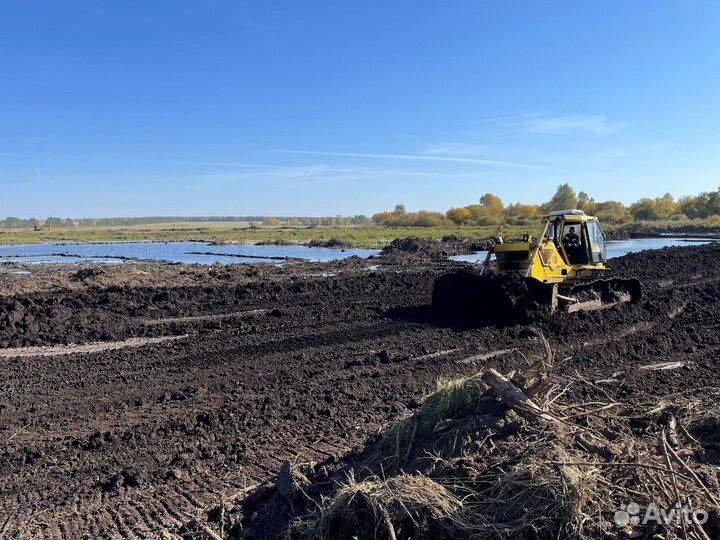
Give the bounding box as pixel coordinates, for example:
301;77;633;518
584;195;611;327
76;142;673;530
1;244;719;538
380;235;492;261
606;222;720;240
307;238;356;249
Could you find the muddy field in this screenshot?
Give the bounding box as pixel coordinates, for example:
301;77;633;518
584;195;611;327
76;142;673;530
1;243;720;539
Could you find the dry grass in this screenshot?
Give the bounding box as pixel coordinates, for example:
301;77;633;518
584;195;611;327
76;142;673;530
0;223;502;248
289;334;720;540
305;473;464;540
367;373;488;472
462;445;602;538
297;441;602;540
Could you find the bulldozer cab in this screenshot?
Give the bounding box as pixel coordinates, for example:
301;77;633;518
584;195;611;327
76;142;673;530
544;210;607;266
434;209;640;321
489;209;609;282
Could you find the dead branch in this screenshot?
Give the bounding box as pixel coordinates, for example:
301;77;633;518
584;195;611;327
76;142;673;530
481;368;558;424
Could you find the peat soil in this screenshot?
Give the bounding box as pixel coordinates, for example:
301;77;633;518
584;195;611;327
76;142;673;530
0;244;719;538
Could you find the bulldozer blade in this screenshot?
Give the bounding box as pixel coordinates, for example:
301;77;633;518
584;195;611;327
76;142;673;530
431;270;552;326
431;270;642;326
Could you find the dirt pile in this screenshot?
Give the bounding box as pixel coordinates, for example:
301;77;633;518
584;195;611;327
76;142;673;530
607;242;720;282
0;265;440;347
431;269;553;327
253;238;356;248
198;333;720;540
307;238;355;249
380;236;491;261
380;236;450;260
607;223;720;240
440;234;493;253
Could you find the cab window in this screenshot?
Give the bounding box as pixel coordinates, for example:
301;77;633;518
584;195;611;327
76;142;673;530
545;220;557;243
561;223;588;264
586;220;607;263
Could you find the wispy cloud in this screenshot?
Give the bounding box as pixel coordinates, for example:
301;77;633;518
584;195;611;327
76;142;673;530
175;161;470;178
271;150;545;169
518;115;626;135
422;143;510;157
187;162;477;190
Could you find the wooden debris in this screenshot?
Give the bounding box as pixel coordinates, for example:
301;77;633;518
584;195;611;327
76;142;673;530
456;349;514;364
639;361;685;371
481;368;557;424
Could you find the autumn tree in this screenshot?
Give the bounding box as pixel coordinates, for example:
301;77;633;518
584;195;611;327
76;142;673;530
629;194;679;220
457;193;503;225
479;193;504;216
413;210;446;227
592;201;629;224
372;211;393;224
653;193;679;219
577;191;595;212
506;203;539;220
546;183;578;211
446;207;472;224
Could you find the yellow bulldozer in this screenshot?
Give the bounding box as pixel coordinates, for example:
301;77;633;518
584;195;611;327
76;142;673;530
432;210;641;323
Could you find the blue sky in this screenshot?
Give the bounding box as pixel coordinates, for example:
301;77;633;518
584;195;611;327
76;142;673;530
1;1;719;218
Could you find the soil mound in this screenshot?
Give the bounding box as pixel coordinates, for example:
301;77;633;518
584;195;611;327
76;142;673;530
607;242;720;281
0;263;441;347
431;269;552;327
381;236;491;261
307;238;355;249
191;333;720;540
381;237;450;260
607;223;720;240
70;268;105;282
254;239;293;245
440;234;493;253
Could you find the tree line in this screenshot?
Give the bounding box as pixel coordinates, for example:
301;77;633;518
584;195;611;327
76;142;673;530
0;215;373;229
3;185;719;230
372;184;720;227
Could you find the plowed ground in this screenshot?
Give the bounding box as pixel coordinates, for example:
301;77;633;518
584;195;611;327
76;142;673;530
1;244;719;539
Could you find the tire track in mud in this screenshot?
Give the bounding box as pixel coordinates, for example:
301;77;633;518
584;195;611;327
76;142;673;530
0;334;189;359
0;308;460;539
142;308;269;326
